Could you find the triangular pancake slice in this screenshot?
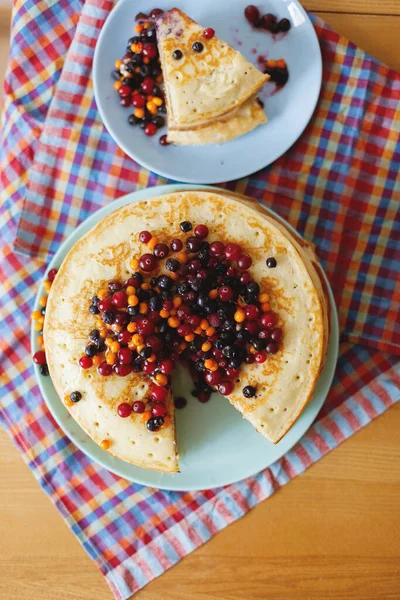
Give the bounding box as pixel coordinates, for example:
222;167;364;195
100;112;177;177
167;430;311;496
155;8;269;130
167;97;267;145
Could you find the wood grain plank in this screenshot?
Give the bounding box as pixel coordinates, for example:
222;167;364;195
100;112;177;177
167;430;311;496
315;13;400;70
305;0;400;16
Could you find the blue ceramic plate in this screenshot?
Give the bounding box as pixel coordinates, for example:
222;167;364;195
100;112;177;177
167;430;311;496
32;185;338;491
93;0;322;183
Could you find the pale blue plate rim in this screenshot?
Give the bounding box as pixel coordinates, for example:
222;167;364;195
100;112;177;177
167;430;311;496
31;184;339;491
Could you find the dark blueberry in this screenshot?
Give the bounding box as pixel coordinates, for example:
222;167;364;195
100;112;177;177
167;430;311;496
146;417;161;432
190;278;205;292
152;116;165;128
166;258;180;272
192;41;203;52
70;391;82;403
122;76;135;86
223;345;238;358
151;65;163;78
128;114;141;126
198;248;209;265
158;275;173;290
174;396;187;409
278;18;291;32
150;276;158;286
229;357;243;369
140;347;152;359
273;68;289;86
159;104;167;114
204;300;217;314
89;304;100;314
222;320;235;331
40;364;49;376
173;49;183;60
108;280;122;293
245;294;259;305
214;340;225;350
41;307;46;316
111;69;121;80
149;296;162;311
102;310;115;324
186;236;203;253
252;338;266;351
158;321;168;334
178;282;190;296
180;220;192;232
217;307;228;320
160;289;173;300
186;291;198;303
243;385;257;398
215;262;228;275
197;294;209;308
129;35;141;44
266;257;277;268
246;282;260;295
89;329;100;342
140;64;150;76
85;344;98;358
97;341;107;353
133;271;144;283
144;28;156;41
129;54;143;66
236;330;249;345
91;296;100;306
195;358;205;372
127;305;138;317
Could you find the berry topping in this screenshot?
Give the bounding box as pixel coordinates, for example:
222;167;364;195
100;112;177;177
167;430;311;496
33;350;46;365
139;230;152;243
112;290;128;308
144;122;157;136
266;257;277;268
114;363;133;376
79;355;93;369
173;49;183;60
69;391;82;403
118;402;133;418
194;224;209;239
192;41;204;52
133;400;145;413
218;380;234;395
243;385;257;398
210;241;225;256
180;220;192;232
118;347;133;364
153;243;169;258
146;416;164;431
139;253;157;271
170;238;183;251
218;286;233;302
237;254;252;270
98;361;113;376
159;134;170;146
40;364;49;376
48;268;58;281
224;243;242;260
244;5;260;23
150;8;163;18
150;384;167;402
278;18;291;32
203;27;215;39
151;403;166;417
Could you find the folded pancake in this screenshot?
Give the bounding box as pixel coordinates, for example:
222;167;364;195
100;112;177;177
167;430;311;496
155;8;269;131
44;191;328;472
167;97;267;145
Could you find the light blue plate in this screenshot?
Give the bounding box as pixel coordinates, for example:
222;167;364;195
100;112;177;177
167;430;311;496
32;184;338;491
93;0;322;183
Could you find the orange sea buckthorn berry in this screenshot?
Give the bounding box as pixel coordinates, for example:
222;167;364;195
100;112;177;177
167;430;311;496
127;322;136;333
168;317;179;328
135;23;143;33
177;342;187;353
114;80;122;91
100;439;111;450
130;258;139;270
143;21;151;28
261;302;271;312
206;326;215;337
143;56;150;64
208;289;218;299
34;322;42;331
147;236;159;251
266;59;277;68
64;395;74;407
141;410;152;422
128;294;139;306
100;328;108;338
177;251;188;264
106;352;116;365
200;319;209;330
259;293;270;303
135;66;141;73
147;353;157;363
110;341;120;353
114;59;121;69
238;297;246;307
141;282;151;290
160;309;170;319
136;344;146;354
234;309;246;323
132;334;143;346
92;355;102;367
146;101;158;115
98;288;108;299
43;280;52;293
169;308;177;316
39;296;47;307
162;415;171;428
105;337;113;347
204;359;218;372
155;373;168;386
112;324;122;333
95;318;103;329
249;345;257;355
126;286;136;296
193;326;202;335
201;341;212;352
37;335;44;347
173;296;182;308
156;74;163;83
31;310;42;321
134;108;145;119
139;302;148;314
184;333;195;342
152;96;163;107
276;58;286;69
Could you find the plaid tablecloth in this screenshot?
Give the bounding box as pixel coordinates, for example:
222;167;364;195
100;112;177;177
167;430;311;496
1;1;399;598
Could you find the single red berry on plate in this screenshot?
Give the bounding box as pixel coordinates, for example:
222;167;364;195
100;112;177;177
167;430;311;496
152;403;166;417
119;84;132;97
239;272;251;285
154;243;169;258
143;361;157;374
224;243;242;260
114;363;133;376
141;77;155;94
237;254;252;270
48;268;58;281
245;304;260;320
98;296;113;312
218;286;233;302
79;355;93;369
150;8;163;18
203;27;215;39
210;241;225;256
112;290;128;308
218;380;234;395
142;43;157;59
226;367;240;379
150;384;167;402
204;369;223;386
271;327;283;341
170;238;183;251
33;350;46;365
98;361;113;376
159;134;170;146
244;5;260;23
159;359;174;374
118;402;133;418
144;122;157;136
136;318;155;337
194;224;209;239
118;347;133;364
118;330;132;345
133;400;145;413
260;312;277;329
139;253;157;271
120;97;131;107
132;93;145;107
255;351;267;363
139;230;152;243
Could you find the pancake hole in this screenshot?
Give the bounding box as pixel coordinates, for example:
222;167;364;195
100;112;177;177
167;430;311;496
255;231;259;236
309;353;313;357
235;378;241;383
269;407;274;412
308;317;313;322
285;360;288;364
98;405;102;409
295;375;300;380
293;285;298;289
148;453;153;458
131;440;136;445
94;422;99;427
306;360;310;364
154;437;160;443
167;456;172;461
260;424;265;428
283;407;288;412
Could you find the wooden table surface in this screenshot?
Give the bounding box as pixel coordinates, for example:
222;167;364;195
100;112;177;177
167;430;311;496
1;2;399;599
